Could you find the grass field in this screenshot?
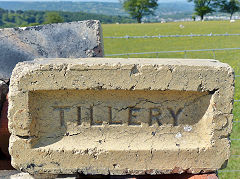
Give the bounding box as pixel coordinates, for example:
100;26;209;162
102;21;240;179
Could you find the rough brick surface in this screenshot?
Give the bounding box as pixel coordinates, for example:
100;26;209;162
0;20;104;79
8;58;234;175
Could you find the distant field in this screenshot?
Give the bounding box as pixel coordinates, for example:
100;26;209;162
0;1;193;19
102;21;240;179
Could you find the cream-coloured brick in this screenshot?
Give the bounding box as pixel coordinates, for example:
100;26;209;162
8;58;234;175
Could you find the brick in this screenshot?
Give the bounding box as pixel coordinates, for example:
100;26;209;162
0;20;104;79
8;58;234;175
0;94;9;134
0;134;10;159
0;92;10;158
189;173;218;179
0;160;14;170
0;81;8;112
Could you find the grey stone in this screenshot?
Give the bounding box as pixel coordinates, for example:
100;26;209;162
0;170;33;179
0;170;78;178
0;20;104;79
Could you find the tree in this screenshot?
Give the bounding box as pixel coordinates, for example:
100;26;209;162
16;10;24;14
216;0;240;19
188;0;215;20
44;12;64;24
122;0;158;23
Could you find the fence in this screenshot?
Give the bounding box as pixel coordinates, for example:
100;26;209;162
104;33;240;39
234;73;240;129
105;47;240;58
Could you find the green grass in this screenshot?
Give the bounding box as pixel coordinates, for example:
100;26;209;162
102;21;240;179
103;21;240;60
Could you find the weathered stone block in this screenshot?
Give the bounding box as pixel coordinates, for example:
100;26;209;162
8;58;234;175
0;20;104;79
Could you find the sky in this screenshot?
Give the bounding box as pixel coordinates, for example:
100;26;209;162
0;0;187;2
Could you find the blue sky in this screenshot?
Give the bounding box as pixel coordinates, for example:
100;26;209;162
0;0;187;2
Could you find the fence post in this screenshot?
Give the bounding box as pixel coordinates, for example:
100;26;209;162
212;50;216;59
184;51;187;58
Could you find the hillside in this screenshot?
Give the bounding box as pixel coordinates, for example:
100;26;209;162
0;9;135;28
0;1;194;21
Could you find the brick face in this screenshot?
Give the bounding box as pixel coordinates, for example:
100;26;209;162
8;58;234;175
0;95;219;177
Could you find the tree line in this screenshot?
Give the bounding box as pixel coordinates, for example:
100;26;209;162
0;0;238;27
0;8;135;28
123;0;240;22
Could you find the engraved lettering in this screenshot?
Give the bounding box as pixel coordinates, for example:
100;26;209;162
53;107;70;127
168;108;183;126
90;106;103;126
90;106;94;125
128;107;141;126
60;110;64;127
77;107;81;125
149;108;162;126
109;107;122;125
53;105;185;127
